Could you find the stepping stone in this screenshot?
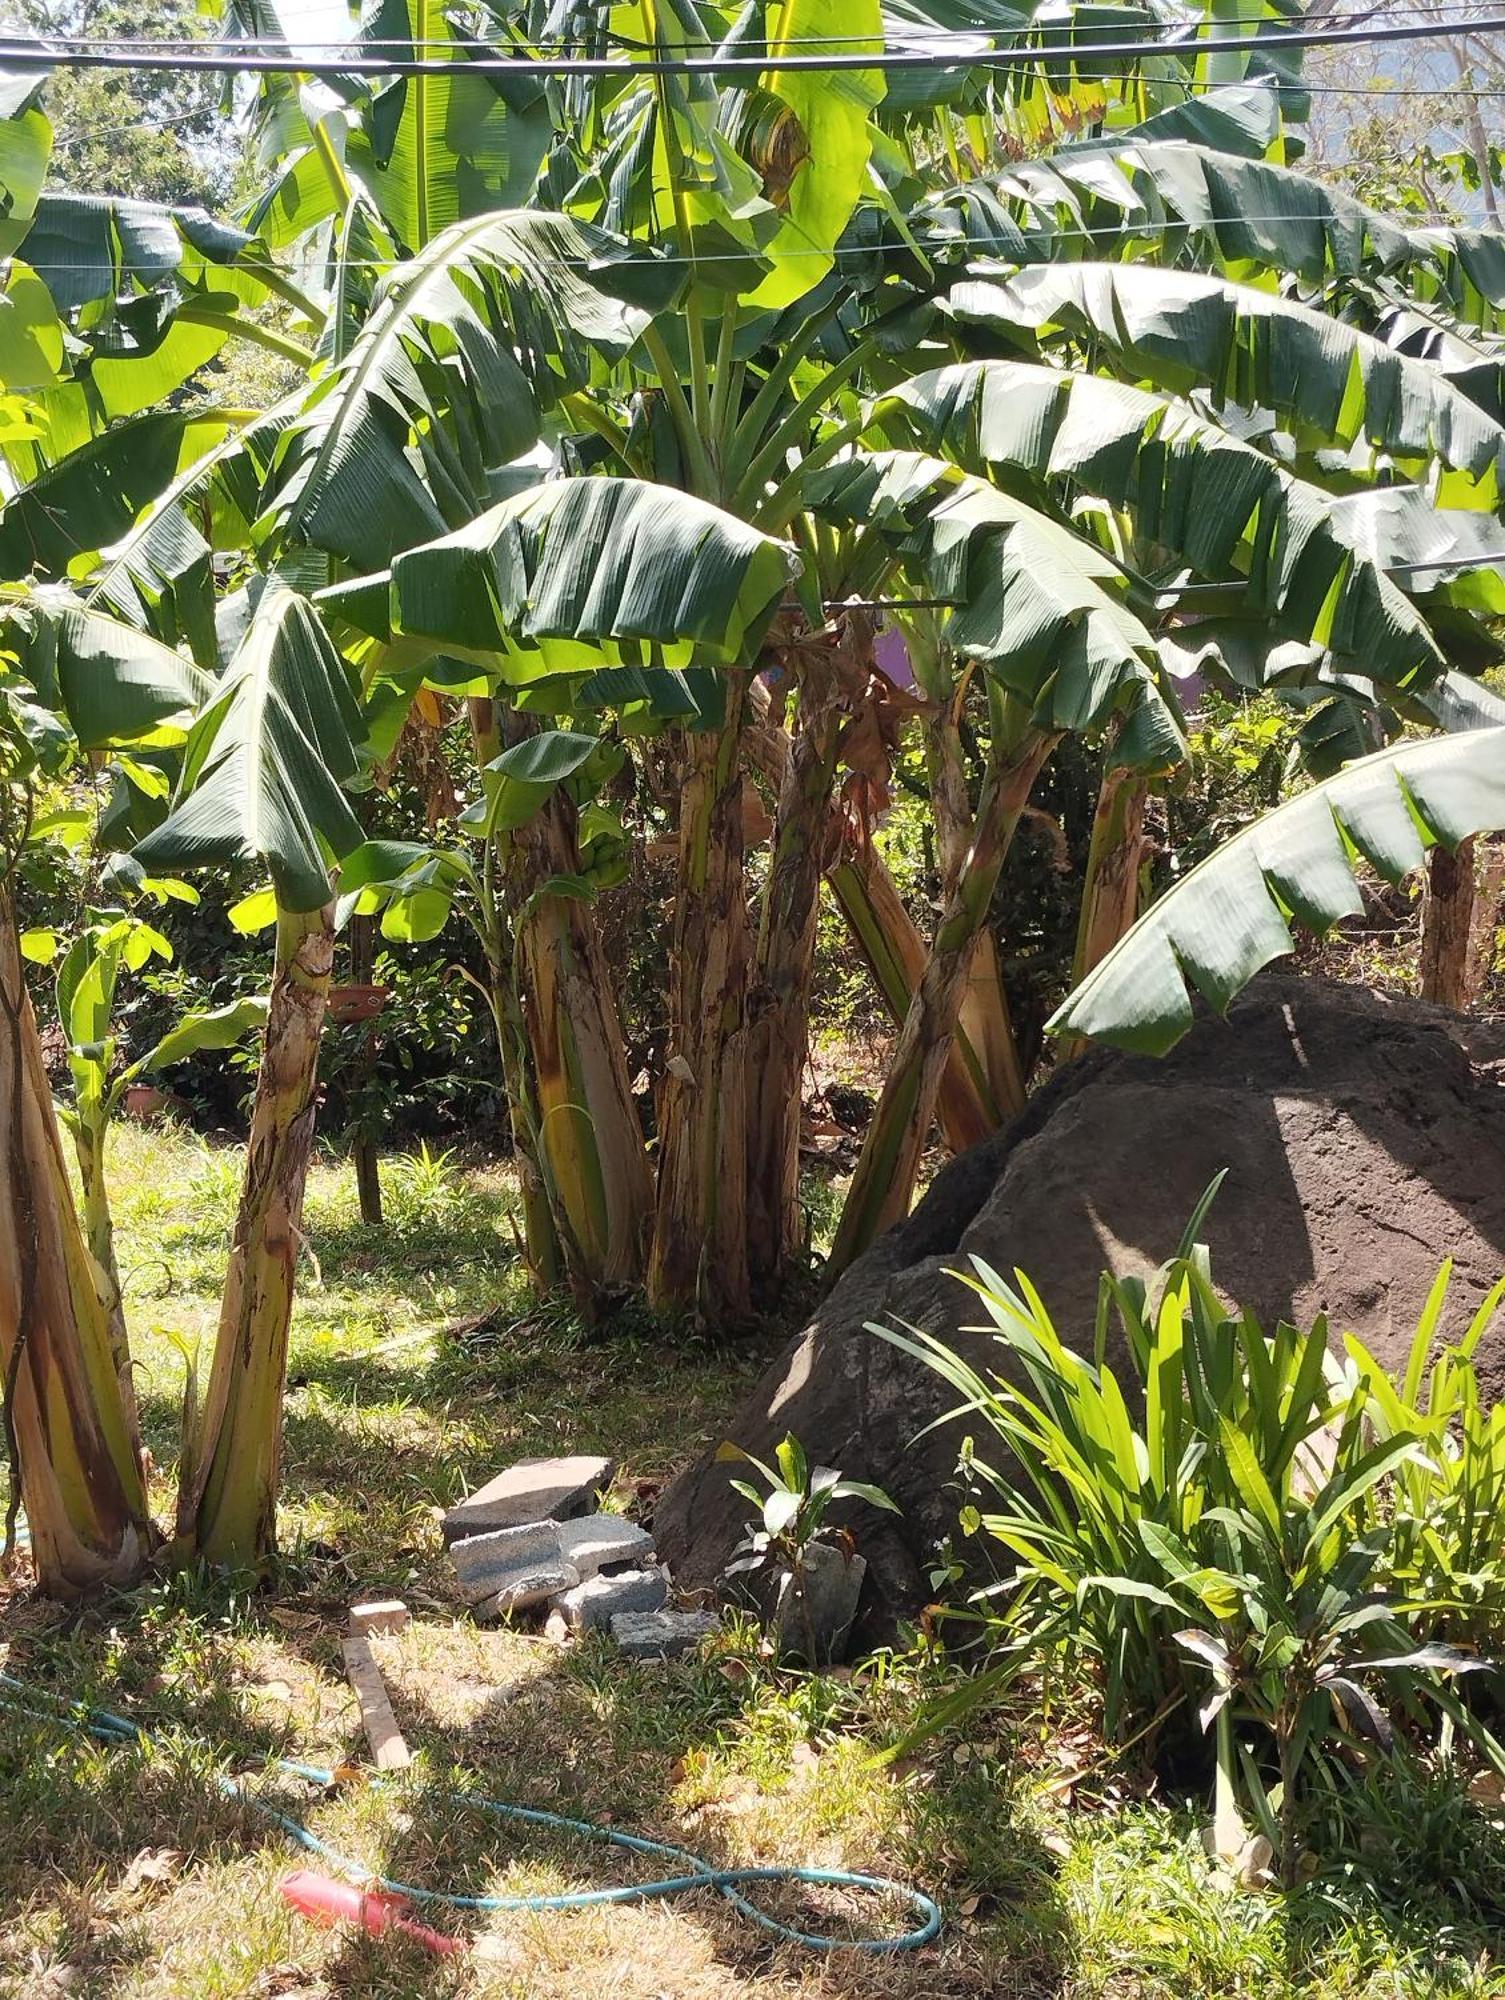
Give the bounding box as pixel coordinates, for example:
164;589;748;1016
557;1515;654;1581
552;1566;667;1632
441;1455;615;1546
611;1609;721;1660
452;1520;578;1609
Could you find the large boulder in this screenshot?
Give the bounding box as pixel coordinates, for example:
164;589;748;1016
656;977;1505;1626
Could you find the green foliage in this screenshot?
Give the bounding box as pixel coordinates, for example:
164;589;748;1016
719;1430;898;1568
872;1231;1505;1876
1053;725;1505;1054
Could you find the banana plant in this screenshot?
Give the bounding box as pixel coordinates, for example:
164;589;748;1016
130;585;366;1569
0;595;209;1598
337;724;651;1300
53;914;265;1440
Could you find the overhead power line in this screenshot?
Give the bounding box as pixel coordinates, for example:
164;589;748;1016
3;11;1505;79
20;4;1494;55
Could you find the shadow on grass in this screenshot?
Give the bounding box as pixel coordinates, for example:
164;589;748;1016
302;1641;1070;1999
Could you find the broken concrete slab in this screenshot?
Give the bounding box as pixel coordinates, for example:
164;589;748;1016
553;1566;667;1632
441;1455;615;1546
451;1520;563;1605
611;1609;720;1659
557;1514;654;1580
473;1560;580;1621
453;1521;580;1617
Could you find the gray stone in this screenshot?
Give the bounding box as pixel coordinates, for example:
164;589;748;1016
769;1542;865;1665
451;1520;564;1604
610;1609;721;1659
552;1566;667;1632
441;1454;614;1546
658;976;1505;1635
557;1514;654;1580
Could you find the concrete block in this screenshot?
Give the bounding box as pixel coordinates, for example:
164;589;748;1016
552;1566;667;1632
452;1520;578;1611
348;1599;410;1637
557;1514;654;1580
610;1609;720;1660
441;1455;615;1545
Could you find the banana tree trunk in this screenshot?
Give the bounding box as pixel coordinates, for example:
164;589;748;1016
648;686;753;1320
828;732;1056;1278
745;706;994;1154
1420;836;1505;1012
467;698;562;1291
745;661;847;1297
0;887;150;1597
74;1122;143;1469
1061;763;1152;1058
926;701;1028;1126
512;792;654;1294
180;901;333;1570
1073;764;1150;986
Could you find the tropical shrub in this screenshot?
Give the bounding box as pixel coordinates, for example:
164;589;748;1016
874;1225;1505;1884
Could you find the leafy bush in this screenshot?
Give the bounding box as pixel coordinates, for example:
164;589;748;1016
875;1217;1505;1884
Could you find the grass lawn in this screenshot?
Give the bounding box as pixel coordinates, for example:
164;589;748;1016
2;1125;1502;1998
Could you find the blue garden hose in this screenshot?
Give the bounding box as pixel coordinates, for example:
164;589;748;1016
0;1669;941;1954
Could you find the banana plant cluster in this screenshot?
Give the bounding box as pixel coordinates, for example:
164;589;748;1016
5;0;1505;1591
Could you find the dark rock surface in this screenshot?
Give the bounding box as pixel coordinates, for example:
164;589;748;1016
655;977;1505;1627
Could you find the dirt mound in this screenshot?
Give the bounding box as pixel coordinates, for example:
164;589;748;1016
656;977;1505;1627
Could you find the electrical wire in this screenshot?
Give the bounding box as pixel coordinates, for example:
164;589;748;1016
0;1669;943;1954
10;201;1499;280
1;10;1505;78
12;1;1502;55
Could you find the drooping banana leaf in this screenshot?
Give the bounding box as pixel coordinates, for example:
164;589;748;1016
133;587;365;911
325;477;796;680
0;409;237;591
918;138;1505;337
2;592;211;750
257;209;683;568
874;360;1444;686
1049;725;1505;1054
944;263;1505;506
806;448;1180;758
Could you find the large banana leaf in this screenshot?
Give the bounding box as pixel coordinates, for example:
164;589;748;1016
328;477;796;679
346;0;552;252
3;593;210;750
874;361;1443;686
133;587;364;911
16;192;260;315
946;263;1505;506
807;449;1180;757
257;209;681;568
919;138;1505;336
0;81;52;258
1050;726;1505;1054
0;410;235;588
746;0;886;310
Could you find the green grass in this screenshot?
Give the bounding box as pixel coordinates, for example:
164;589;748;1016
2;1124;1504;1996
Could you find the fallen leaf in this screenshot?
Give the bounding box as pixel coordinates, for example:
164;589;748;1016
121;1847;183;1895
251;1680;293;1705
1041;1832;1071;1860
